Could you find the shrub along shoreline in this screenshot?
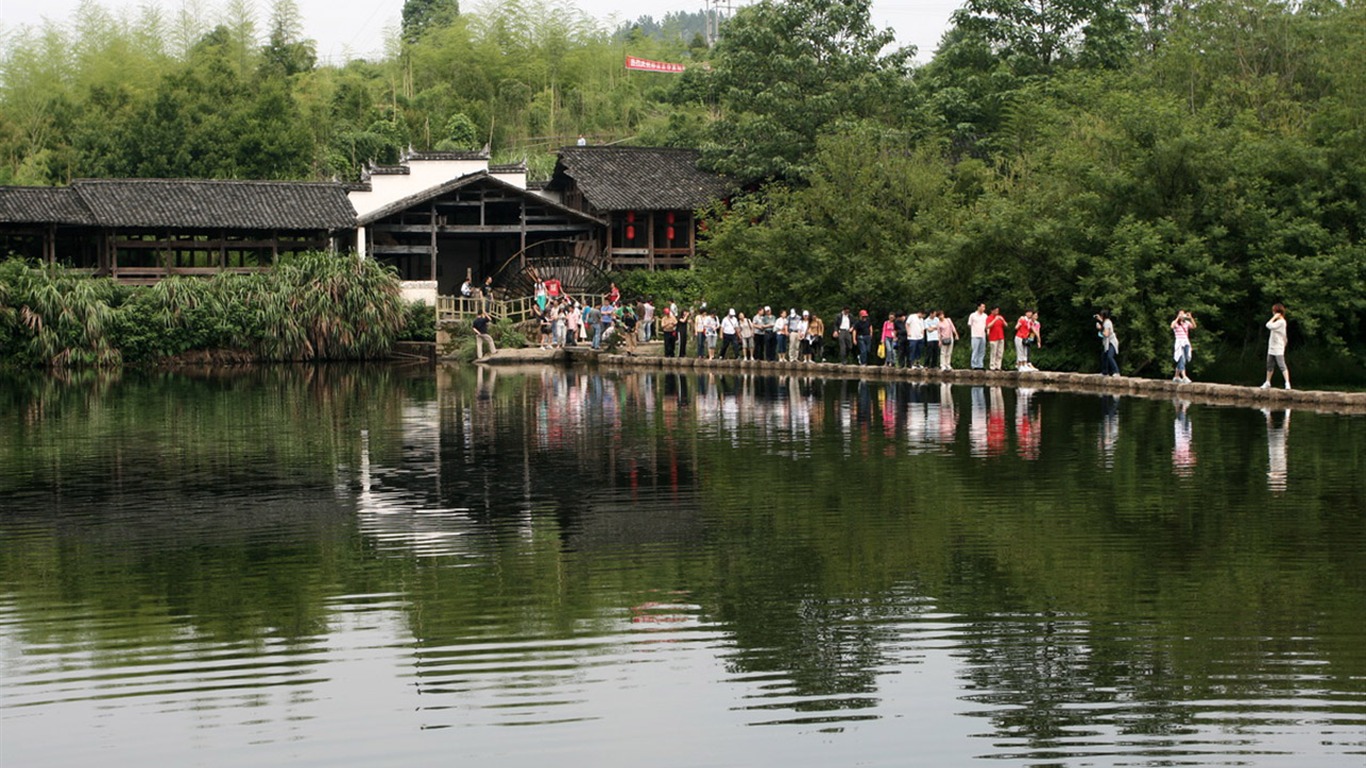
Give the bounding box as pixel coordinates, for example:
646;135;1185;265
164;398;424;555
0;254;412;369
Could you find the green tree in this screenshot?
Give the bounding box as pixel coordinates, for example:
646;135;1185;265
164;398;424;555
685;0;913;183
402;0;460;43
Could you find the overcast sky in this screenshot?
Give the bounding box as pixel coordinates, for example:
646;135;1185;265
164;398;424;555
0;0;962;64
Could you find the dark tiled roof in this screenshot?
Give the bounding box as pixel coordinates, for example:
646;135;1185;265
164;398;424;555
407;150;490;161
357;171;603;227
368;165;410;175
71;179;356;230
489;162;527;174
0;187;95;225
550;146;735;211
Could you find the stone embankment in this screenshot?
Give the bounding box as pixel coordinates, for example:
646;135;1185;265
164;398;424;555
589;353;1366;415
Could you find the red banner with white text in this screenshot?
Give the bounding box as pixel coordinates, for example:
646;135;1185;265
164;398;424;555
625;55;686;74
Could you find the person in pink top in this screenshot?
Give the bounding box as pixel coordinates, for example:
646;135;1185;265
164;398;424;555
1171;309;1196;383
937;311;958;369
881;313;899;367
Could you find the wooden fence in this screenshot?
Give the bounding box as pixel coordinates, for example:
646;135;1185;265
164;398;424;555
437;293;608;325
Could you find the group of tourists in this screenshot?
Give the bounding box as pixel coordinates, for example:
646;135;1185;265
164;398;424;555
646;302;1046;371
474;281;1296;389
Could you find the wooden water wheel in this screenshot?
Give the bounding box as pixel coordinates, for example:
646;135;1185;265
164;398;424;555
490;238;611;302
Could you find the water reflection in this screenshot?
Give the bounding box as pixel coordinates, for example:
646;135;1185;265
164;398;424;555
1172;398;1197;477
2;367;1364;768
1265;408;1291;493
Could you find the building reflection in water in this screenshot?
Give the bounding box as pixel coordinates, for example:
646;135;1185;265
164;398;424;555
1265;408;1290;493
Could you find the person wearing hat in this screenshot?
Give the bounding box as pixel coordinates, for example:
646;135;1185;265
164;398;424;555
836;307;854;364
718;308;739;359
755;306;775;361
854;309;873;365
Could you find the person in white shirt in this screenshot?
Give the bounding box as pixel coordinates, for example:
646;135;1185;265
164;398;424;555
1261;303;1291;389
968;303;988;369
719;309;740;359
906;310;926;368
924;311;941;369
789;311;807;362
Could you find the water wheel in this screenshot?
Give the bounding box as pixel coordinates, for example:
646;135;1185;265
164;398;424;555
490;238;612;302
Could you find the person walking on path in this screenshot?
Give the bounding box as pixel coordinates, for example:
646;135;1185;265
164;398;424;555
1014;311;1034;371
472;311;497;359
882;313;899;367
969;304;988;369
986;307;1007;370
718;309;740;359
661;307;679;357
938;311;958;370
1261;304;1291;390
1171;310;1196;383
837;308;854;364
924;311;941;370
621;307;639;355
739;312;755;360
1097;310;1120;376
808;313;825;362
854;310;873;365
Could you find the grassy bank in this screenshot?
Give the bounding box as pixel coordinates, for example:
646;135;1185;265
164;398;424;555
0;254;411;369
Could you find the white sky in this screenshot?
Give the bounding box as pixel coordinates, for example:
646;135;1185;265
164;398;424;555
0;0;962;64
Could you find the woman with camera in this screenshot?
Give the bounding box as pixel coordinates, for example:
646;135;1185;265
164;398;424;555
1171;310;1196;383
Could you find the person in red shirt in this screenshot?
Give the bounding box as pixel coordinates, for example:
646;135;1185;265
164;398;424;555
986;307;1007;370
1014;311;1034;371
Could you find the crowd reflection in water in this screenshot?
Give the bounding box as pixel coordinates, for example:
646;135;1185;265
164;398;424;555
421;370;1299;517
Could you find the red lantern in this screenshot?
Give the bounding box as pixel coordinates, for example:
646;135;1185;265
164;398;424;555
666;211;676;224
626;211;635;224
626;225;636;240
666;226;676;241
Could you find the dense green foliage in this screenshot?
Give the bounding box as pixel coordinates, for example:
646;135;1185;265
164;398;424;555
0;0;707;183
0;254;409;367
2;0;1362;380
687;0;1366;381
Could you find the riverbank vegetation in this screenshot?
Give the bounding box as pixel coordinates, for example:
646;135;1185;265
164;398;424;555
0;253;408;367
2;0;1362;381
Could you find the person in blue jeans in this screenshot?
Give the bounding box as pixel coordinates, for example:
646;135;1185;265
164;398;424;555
1097;310;1120;375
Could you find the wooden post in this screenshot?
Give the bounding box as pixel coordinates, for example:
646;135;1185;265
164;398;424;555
429;202;438;282
647;211;656;271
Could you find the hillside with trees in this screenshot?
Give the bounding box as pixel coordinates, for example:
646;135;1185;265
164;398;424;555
1;0;1362;380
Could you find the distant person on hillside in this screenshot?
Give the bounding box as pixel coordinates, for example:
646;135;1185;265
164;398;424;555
577;134;587;146
1261;303;1291;390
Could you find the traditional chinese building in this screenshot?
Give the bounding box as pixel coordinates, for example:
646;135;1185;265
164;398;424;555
546;146;734;270
0;146;733;300
0;179;355;282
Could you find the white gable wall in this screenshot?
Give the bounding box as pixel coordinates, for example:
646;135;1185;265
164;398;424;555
348;158;490;219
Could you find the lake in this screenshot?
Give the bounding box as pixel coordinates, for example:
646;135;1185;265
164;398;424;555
2;365;1363;767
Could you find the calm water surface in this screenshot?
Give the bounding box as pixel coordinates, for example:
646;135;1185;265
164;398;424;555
2;366;1363;767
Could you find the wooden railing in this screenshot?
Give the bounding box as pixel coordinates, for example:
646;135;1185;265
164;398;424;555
437;293;608;324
